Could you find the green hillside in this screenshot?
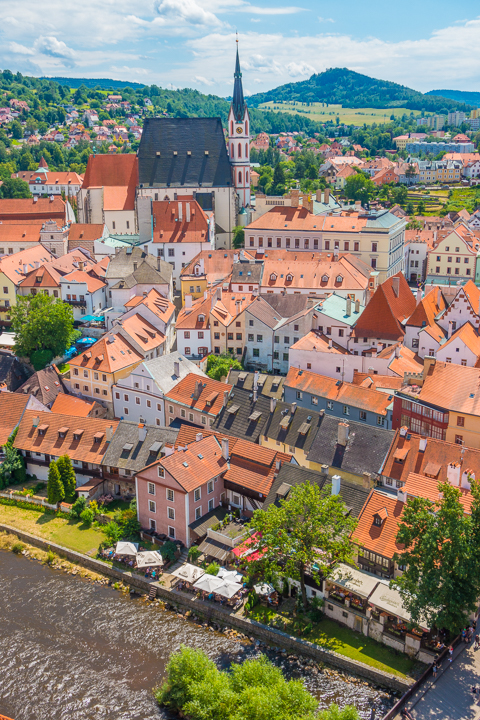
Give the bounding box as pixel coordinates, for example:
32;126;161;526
42;77;146;90
249;68;472;112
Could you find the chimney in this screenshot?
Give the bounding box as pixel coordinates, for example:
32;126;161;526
196;432;203;442
362;472;372;489
185;294;192;308
178;202;183;221
291;402;297;415
204;290;208;300
320;464;329;476
186;203;190;223
448;320;453;339
275;458;281;472
253;388;257;403
419;437;427;452
32;415;39;427
270;397;277;413
223;390;229;407
138;424;147;442
194;380;203;398
391;276;400;297
377;342;382;355
34;261;40;269
355;299;360;313
316;189;322;202
397;487;407;503
446;462;461;486
33;196;38;203
23;264;28;274
233;252;239;264
461;470;473;490
331;474;341;495
394;345;400;358
78;261;84;272
221;437;229;460
416;287;422;305
324;188;330;203
399;426;408;437
173;360;180;377
106;425;114;442
346;297;351;317
254;370;259;391
328;339;333;349
337;422;349;446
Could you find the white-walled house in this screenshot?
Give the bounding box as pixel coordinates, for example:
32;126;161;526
106;288;176;353
112;352;206;425
59;270;107;321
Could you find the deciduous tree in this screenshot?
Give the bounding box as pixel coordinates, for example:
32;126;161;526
0;178;31;199
248;482;358;608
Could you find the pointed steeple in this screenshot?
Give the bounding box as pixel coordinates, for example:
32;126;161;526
232;41;245;121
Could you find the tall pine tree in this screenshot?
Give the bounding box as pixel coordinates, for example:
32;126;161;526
47;461;64;505
56;455;76;501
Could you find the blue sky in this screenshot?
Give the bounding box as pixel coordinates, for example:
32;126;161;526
1;0;480;96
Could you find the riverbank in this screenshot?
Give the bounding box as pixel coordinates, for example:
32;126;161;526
0;522;414;692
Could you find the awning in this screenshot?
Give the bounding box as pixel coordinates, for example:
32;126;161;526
368;583;412;624
215;581;243;598
330;563;379;599
254;582;275;596
218;568;243;583
193;574;225;593
198;537;232;561
136;550;163;568
81;316;105;323
189;506;228;538
171;563;205;584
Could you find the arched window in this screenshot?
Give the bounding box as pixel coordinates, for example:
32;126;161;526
238;171;242;185
231;144;234;159
238;143;242;158
230;121;233;136
246;171;249;184
246;144;249;158
245;120;248;136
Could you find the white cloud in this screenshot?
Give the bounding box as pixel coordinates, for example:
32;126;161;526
194;75;214;85
318;16;334;23
286;61;316;77
242;5;305;15
154;0;223;27
34;36;76;60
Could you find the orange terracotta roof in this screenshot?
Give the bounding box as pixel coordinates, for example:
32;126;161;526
176;293;211;330
0;222;43;244
14;410;118;464
16;170;82;185
262;254;370;291
290;330;348;354
124;288;175;324
159;435;227;492
174;424;238;450
116;313;165;351
68;223;105;242
0;392;30;446
353;490;404;560
0;197;66;220
69;334;142;374
19;264;62;288
438;321;480;357
407;288;446;328
0;245;53;284
50;394;96;417
62;269;106;293
352;372;404;391
82;154;137;211
385;345;423;377
285;367;392;415
418;361;480;415
152;200;209;243
352;273;416;340
181;249;239;284
246;205;323;231
165;373;232;416
404;472;474;514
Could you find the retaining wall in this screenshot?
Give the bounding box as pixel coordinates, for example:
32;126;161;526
0;522;412;693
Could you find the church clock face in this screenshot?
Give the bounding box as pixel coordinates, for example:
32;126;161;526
236;127;243;134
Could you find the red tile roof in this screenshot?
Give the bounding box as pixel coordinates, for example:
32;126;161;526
165;373;232;417
353;490;404;560
51;394;96;417
0;197;66;221
404;472;474;514
352;273;416;340
152;200;210;244
0;392;30;446
406;287;446;328
81;154;137;211
69;334;142;374
159;435;227;492
0;222;43;244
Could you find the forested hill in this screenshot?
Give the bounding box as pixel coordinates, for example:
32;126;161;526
43;77;146;90
426;89;480;106
248;68;472;112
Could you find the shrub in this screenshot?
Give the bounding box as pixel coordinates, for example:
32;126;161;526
104;521;122;546
56;455;76;502
187;545;201;563
160;540;177;563
205;562;220;576
30;349;54;370
80;508;94;526
70;496;87;519
12;542;24;554
46;549;56;565
89;500;99;517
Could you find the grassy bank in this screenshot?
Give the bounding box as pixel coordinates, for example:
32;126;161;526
250;606;419;679
0;502;106;554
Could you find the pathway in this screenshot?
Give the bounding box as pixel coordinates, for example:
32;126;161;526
395;633;480;720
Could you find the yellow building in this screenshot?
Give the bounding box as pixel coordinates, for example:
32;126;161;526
180;249;239;306
426;225;477;285
67;334;143;415
0;245;54;326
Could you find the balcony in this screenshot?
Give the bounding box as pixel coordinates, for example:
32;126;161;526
65;298;87;307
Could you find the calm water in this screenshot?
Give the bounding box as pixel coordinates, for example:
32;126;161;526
0;552;394;719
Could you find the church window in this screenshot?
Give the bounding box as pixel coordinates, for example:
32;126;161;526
230;144;234;159
230;121;233;136
238;171;242;184
246;145;249;158
245;120;248;135
246;171;249;183
238;143;242;158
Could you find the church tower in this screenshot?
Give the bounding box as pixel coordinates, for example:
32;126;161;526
228;40;250;210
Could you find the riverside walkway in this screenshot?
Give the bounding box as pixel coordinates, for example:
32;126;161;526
395;630;480;720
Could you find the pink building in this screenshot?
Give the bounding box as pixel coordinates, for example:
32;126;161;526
136;434;227;546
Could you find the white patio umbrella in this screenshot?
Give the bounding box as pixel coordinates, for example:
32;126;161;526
254;582;275;596
217;568;243;583
215;581;243;599
115;541;139;556
136;551;163;568
193;574;225;593
171;563;205;584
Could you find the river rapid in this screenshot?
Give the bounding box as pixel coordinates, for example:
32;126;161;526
0;551;395;719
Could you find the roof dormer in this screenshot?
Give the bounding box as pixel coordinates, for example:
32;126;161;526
373;507;388;527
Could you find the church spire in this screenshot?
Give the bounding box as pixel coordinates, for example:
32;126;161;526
232;39;245;121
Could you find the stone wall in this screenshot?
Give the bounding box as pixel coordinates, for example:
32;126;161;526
0;522;412;693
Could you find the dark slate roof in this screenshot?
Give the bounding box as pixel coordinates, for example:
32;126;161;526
306;414;394;478
263;462;370;519
262;401;321;454
232;46;246;122
212;387;271;443
106;247;172;286
101;421;178;473
227;370;284;400
261;293;311;318
189;505;228;538
16;365;66;406
231;262;264;285
138;118;233;188
0;354;30;392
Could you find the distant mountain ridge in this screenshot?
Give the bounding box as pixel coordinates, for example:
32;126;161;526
249;68;472;112
426;89;480;107
41;77;146;90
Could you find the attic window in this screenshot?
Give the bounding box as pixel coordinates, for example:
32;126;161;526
44;385;50;391
286;274;293;282
123;442;134;451
83;351;92;360
336;275;343;283
58;426;69;438
37;424;49;435
270;273;277;281
198;314;205;322
94;432;104;443
298;421;311;435
393;447;409;463
73;429;84;440
321;275;329;282
249;410;262;421
373;508;388;526
276;482;292;498
227;404;240;415
280;415;291;428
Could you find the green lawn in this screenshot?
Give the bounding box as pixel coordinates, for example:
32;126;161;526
250;606;418;678
0;502;106;554
258;101;422;126
99;499;131;517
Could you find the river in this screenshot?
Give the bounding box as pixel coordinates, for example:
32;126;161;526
0;552;394;719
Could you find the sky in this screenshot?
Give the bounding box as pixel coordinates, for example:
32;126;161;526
1;0;480;97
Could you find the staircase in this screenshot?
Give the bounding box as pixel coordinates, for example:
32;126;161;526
148;585;157;601
168;547;189;574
